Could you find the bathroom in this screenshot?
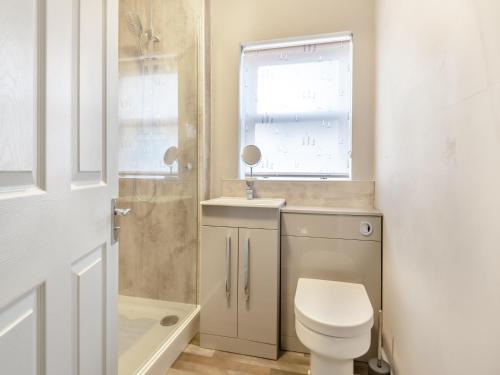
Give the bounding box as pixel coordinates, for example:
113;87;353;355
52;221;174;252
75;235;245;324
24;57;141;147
0;0;499;375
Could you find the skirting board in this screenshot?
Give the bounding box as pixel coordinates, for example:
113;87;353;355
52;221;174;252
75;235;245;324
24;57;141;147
200;333;278;360
137;306;200;375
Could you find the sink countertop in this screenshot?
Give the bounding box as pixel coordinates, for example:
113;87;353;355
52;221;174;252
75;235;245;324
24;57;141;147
201;197;380;215
281;205;382;216
201;197;286;209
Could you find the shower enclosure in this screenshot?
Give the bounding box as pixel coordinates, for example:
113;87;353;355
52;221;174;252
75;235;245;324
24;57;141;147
117;0;203;373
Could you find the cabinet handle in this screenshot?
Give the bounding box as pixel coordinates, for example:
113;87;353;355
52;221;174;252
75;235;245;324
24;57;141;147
244;237;250;302
225;236;231;299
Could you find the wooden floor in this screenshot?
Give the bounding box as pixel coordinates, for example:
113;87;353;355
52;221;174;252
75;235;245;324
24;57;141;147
167;339;369;375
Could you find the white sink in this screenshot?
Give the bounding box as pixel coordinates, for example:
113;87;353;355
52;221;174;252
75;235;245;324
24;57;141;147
200;196;286;209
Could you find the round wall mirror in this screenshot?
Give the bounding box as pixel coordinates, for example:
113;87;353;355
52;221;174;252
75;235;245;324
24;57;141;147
163;146;178;166
163;146;178;173
241;145;262;167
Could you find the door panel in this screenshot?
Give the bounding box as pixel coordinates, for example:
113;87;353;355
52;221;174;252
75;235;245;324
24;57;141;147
77;0;104;173
200;226;238;338
0;288;43;375
73;0;106;181
0;0;43;189
0;0;118;374
72;246;105;375
238;228;279;345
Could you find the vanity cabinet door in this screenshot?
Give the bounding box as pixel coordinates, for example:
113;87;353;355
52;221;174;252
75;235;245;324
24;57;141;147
238;228;279;345
200;226;239;338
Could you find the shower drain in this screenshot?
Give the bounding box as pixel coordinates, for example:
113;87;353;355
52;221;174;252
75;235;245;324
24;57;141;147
160;315;179;326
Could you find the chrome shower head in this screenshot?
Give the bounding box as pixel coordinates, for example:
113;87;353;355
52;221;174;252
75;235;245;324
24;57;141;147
125;12;143;38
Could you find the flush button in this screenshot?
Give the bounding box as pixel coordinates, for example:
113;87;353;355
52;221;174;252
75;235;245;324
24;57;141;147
360;221;373;236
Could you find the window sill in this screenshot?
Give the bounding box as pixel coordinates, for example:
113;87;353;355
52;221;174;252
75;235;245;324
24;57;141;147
242;176;352;182
119;173;179;180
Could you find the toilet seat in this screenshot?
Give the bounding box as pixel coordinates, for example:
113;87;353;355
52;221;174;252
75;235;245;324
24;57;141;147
295;278;374;338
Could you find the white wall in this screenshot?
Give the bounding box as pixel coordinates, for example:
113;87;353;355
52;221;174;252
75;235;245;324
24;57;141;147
375;1;500;374
210;0;375;197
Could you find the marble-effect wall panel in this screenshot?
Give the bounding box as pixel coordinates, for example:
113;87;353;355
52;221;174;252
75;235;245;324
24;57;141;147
221;180;375;208
119;178;197;304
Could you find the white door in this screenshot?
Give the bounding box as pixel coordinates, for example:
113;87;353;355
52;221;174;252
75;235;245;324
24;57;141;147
0;0;119;374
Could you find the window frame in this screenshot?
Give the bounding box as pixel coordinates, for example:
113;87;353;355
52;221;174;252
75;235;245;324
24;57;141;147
238;32;353;180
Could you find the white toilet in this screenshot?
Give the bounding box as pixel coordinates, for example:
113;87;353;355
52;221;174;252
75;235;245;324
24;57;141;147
295;278;374;375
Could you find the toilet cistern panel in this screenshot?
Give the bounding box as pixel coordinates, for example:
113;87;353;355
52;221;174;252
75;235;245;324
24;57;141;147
280;207;382;360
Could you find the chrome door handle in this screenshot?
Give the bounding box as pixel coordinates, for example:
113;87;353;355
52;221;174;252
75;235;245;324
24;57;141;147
114;207;131;216
225;236;231;299
112;198;132;244
244;237;250;302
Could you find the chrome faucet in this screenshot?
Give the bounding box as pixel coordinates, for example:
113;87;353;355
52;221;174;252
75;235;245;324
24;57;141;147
245;180;255;200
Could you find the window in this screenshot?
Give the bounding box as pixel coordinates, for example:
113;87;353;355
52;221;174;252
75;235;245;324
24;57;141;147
118;72;179;176
239;33;352;179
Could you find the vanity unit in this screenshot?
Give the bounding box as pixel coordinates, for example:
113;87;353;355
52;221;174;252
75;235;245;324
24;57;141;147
199;197;285;359
280;206;382;361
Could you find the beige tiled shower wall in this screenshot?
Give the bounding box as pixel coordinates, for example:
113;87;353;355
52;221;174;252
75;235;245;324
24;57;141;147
222;180;375;208
119;179;198;304
118;0;202;305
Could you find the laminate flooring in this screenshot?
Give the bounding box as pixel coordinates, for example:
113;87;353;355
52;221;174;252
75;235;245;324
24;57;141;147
167;339;369;375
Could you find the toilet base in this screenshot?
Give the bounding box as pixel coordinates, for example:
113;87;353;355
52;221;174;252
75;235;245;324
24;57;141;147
310;353;353;375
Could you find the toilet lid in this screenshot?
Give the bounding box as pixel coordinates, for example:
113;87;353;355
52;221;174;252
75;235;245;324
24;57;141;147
294;278;374;338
